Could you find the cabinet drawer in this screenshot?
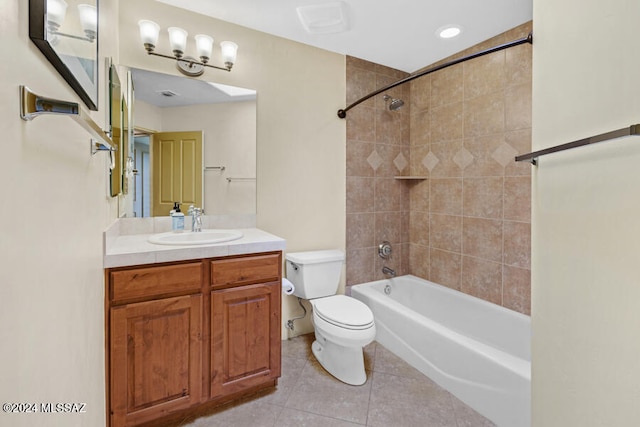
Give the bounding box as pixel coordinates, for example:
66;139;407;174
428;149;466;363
210;253;280;289
110;262;203;303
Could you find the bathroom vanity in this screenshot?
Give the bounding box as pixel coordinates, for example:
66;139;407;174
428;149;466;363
104;221;285;427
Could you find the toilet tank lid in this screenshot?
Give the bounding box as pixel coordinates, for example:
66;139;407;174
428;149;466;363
286;249;344;265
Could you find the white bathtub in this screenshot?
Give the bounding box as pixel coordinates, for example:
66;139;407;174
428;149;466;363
351;275;530;427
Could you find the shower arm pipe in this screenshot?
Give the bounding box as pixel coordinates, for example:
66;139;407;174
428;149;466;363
337;32;533;119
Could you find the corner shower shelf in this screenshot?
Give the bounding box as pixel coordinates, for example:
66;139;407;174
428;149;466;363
394;176;428;180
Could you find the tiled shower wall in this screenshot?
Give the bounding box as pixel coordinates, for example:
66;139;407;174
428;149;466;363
346;22;532;315
345;59;411;289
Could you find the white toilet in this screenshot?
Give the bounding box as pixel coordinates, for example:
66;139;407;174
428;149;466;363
285;249;375;385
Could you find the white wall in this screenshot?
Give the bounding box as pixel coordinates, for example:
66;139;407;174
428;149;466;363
0;1;120;426
532;0;640;425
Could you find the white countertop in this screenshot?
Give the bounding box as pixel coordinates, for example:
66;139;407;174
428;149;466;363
104;227;286;268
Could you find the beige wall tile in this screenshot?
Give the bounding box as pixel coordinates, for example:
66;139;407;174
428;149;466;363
374;178;402;212
346;247;376;286
464;92;505;138
503;265;531;315
464;135;506;177
411;74;431;112
505;83;532;131
503;220;531;269
504;129;532;176
431;66;463;108
409;211;430;246
409;243;429;279
463;217;504;263
346;65;377;107
463;177;504;219
410;110;431;146
461;256;503;305
347;106;376;142
409;179;429;212
430;178;463;215
347;140;376;177
463;51;506;100
431;102;464;143
376;211;403;245
430;139;464;178
346;213;376;249
347;176;374;213
504;176;531;222
506;43;532;87
409;144;430;176
430;248;462;291
430;214;462;253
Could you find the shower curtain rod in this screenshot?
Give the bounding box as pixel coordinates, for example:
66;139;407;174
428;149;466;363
337;32;533;119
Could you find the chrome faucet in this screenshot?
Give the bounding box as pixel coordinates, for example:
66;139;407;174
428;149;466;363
189;206;203;232
382;266;396;277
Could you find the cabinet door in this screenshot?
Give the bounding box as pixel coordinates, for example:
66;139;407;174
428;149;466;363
110;295;202;427
211;282;281;397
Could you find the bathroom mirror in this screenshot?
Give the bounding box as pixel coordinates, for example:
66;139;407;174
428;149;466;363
29;0;99;110
127;67;257;218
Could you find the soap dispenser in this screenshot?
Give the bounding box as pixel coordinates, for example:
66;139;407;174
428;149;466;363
171;202;184;232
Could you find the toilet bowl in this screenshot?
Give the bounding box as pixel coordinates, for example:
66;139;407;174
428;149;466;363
310;295;375;385
285;250;376;386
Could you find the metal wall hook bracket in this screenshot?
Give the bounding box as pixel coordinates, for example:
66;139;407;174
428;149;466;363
91;139;116;156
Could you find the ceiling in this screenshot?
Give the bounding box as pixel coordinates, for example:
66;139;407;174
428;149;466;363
155;0;532;73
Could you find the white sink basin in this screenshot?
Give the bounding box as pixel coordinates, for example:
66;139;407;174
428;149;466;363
148;229;244;246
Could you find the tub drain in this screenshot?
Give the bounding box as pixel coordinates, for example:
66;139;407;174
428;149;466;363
384;284;391;295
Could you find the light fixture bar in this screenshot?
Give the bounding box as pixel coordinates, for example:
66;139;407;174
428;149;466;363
145;51;232;72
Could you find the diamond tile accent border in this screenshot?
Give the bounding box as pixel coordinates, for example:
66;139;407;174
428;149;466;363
453;148;474;170
422;151;440;172
367;150;383;171
393;152;408;172
492;143;519;167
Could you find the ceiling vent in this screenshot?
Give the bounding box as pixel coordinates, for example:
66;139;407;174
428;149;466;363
157;90;179;97
296;1;349;34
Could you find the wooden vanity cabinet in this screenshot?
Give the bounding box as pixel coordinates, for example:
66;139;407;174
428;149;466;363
106;252;282;427
108;261;204;427
210;253;282;398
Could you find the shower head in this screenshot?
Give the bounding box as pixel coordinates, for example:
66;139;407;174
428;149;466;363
383;94;404;111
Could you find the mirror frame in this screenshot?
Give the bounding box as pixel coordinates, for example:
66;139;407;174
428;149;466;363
109;63;122;197
28;0;99;110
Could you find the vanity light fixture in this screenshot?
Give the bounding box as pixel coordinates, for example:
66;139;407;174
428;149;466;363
138;19;238;76
46;0;97;42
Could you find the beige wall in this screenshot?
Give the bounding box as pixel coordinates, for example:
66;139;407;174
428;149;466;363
118;0;346;337
0;1;120;426
532;0;640;425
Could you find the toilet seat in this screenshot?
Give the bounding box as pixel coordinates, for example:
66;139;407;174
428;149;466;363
312;295;374;330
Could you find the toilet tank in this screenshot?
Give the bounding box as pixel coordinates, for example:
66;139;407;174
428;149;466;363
285;250;345;299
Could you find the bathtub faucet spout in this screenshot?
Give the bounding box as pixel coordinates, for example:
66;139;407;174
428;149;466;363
382;266;396;277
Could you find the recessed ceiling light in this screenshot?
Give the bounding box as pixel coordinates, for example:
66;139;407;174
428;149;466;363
437;25;462;39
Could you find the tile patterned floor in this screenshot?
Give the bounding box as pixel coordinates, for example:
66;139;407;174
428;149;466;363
184;334;495;427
